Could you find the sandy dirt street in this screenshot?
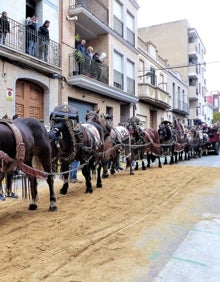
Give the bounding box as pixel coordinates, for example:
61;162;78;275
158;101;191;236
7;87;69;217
1;164;220;282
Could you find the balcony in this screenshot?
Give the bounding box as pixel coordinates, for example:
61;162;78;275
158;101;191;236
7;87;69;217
69;0;110;40
138;83;171;109
188;42;198;59
67;52;138;104
0;15;61;75
172;99;189;115
188;85;199;101
188;65;198;77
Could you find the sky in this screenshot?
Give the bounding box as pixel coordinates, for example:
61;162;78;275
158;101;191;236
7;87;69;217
137;0;220;92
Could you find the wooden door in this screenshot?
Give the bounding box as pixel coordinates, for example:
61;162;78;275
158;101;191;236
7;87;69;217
16;80;43;119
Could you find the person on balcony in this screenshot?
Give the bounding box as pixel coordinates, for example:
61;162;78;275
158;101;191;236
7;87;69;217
91;52;102;80
26;15;38;56
0;11;10;45
76;39;86;74
38;20;50;62
85;45;94;74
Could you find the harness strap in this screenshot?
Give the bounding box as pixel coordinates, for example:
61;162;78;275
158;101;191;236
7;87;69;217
0;120;25;162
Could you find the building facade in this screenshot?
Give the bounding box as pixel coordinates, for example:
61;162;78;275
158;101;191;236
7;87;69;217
0;1;197;130
0;1;61;127
138;19;209;126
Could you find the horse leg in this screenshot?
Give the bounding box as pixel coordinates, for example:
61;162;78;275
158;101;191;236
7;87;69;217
0;172;5;201
141;159;146;170
40;158;57;212
28;176;39;210
125;153;134;175
164;155;168;165
102;161;109;178
96;162;102;188
82;164;93;193
134;161;139;170
174;152;178;163
158;156;162;168
170;155;174;164
59;162;69;195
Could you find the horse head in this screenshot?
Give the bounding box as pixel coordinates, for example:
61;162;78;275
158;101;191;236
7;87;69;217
85;109;100;123
48;118;75;160
127;117;143;141
158;123;172;143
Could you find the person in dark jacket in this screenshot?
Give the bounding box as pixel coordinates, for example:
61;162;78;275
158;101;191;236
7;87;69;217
38;20;50;61
75;39;86;74
91;52;102;80
0;11;10;45
26;15;38;56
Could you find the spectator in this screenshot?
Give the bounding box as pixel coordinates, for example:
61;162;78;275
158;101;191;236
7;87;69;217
76;39;86;74
12;114;20;120
92;52;102;80
70;160;81;183
85;45;94;74
38;20;50;62
0;11;10;45
26;15;38;56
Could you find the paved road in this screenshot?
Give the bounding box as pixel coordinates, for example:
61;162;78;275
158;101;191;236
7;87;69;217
149;154;220;282
176;153;220;167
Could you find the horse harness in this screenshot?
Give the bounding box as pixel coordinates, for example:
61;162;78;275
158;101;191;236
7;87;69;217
0;119;25;173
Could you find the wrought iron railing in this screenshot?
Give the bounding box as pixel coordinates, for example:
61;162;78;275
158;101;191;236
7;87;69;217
69;0;109;25
69;51;109;84
0;14;61;67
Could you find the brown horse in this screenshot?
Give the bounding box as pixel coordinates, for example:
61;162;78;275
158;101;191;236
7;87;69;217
85;110;132;176
0;117;57;211
127;117;162;172
49;106;104;194
158;120;186;164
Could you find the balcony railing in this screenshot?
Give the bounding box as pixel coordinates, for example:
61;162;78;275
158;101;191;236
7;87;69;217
0;15;61;67
69;52;109;84
69;0;109;25
138;83;171;109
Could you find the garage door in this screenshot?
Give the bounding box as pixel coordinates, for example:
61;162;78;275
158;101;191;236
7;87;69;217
68;99;94;123
16;79;43;119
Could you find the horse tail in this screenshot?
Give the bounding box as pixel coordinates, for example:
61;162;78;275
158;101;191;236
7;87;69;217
32;155;44;173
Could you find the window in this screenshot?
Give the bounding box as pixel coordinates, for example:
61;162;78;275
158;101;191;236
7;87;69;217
126;11;135;46
113;51;123;89
113;0;123;37
139;60;145;83
127;60;135;94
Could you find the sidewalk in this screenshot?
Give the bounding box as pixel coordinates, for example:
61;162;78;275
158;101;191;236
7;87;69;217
156;213;220;282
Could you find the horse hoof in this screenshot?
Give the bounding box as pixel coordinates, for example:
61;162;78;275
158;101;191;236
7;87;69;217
97;184;102;188
49;206;57;212
28;204;38;210
130;172;134;175
102;174;108;179
60;189;67;195
85;189;93;194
